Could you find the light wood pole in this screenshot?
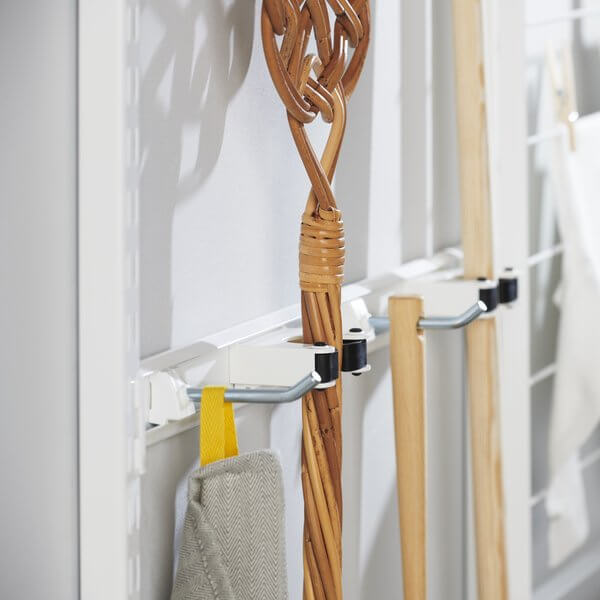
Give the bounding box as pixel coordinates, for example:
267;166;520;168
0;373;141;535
452;1;508;598
389;296;426;600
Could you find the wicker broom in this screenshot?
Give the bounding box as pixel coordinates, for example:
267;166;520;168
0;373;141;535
261;1;370;597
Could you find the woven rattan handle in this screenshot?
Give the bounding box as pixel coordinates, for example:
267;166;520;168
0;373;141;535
261;2;371;597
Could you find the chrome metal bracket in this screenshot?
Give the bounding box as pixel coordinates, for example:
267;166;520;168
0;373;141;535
370;300;487;333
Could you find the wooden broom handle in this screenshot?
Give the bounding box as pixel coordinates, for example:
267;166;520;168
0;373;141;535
466;319;507;600
452;0;508;597
389;296;426;600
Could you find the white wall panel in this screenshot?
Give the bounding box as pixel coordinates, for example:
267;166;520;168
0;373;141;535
0;2;78;598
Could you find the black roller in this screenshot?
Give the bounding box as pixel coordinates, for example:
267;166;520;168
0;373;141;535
313;345;339;384
477;279;499;312
342;338;368;374
499;276;518;304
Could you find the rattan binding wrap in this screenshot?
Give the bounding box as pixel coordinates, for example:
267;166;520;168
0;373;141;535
261;2;370;598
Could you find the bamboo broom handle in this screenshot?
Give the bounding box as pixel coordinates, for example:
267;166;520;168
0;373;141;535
452;1;508;598
389;296;426;600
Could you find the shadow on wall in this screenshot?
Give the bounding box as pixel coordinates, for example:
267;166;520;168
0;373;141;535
334;0;375;283
572;0;600;116
140;0;255;356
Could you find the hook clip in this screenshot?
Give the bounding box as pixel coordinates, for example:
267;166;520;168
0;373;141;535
417;300;487;330
188;371;322;405
143;335;339;426
369;269;519;333
370;300;487;333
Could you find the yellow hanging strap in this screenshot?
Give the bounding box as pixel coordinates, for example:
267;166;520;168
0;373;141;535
200;387;239;466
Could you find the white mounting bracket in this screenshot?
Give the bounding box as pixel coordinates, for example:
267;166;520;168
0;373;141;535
229;329;337;389
365;269;520;334
142;326;339;426
144;371;196;426
391;268;519;318
394;276;499;319
342;298;376;340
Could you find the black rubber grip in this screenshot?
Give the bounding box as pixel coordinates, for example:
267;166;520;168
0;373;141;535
314;348;339;383
341;338;368;373
478;284;499;312
499;277;518;304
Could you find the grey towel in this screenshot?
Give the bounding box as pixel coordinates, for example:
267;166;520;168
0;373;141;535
171;450;289;600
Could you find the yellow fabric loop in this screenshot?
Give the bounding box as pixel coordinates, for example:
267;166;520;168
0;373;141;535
223;401;239;459
200;387;239;466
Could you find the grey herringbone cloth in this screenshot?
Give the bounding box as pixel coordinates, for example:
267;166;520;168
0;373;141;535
171;450;288;600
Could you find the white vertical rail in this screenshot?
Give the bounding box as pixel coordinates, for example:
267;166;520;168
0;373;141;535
79;1;142;598
401;0;434;260
483;1;531;598
366;3;403;275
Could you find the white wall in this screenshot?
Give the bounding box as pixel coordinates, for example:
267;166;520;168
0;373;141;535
139;0;329;356
139;1;466;598
525;0;600;596
0;2;79;599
